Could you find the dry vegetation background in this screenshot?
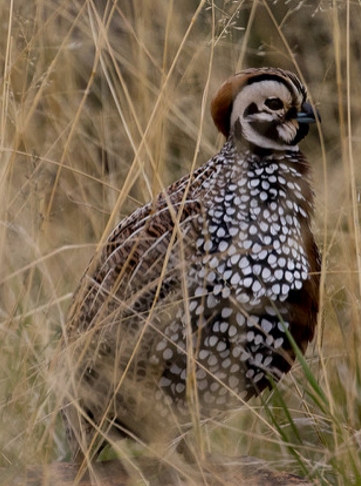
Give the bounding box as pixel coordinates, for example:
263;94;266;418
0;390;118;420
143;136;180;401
0;0;361;484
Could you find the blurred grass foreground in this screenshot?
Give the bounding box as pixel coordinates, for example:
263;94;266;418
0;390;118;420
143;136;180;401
1;1;361;484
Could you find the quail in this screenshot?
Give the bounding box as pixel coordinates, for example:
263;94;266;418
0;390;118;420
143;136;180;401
61;67;321;461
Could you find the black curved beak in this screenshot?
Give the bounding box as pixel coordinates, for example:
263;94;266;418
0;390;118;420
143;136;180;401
295;102;320;124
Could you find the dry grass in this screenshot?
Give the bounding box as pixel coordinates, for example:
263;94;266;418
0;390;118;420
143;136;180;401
0;0;361;484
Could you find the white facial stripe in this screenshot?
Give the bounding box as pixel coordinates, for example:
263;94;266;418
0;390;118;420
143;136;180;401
277;120;299;144
248;112;275;122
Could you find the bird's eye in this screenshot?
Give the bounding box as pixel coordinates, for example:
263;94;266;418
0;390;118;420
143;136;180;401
265;97;284;111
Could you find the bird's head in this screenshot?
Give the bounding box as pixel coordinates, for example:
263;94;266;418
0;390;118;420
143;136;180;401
211;67;319;152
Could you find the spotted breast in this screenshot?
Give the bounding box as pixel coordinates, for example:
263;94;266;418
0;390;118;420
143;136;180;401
61;67;321;461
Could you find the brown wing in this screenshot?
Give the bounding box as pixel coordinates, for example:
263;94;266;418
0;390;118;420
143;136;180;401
64;172;209;340
61;168;211;450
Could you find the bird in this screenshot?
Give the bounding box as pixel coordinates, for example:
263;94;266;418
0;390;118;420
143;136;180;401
60;67;321;462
